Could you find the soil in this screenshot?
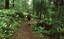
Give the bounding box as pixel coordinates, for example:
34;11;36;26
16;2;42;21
13;20;41;39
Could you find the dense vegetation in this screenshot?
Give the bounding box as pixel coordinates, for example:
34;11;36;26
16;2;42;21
32;0;64;39
0;0;64;39
0;10;24;39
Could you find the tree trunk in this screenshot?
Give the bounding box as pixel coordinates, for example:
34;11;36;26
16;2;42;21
36;11;39;16
39;11;41;20
13;0;14;7
33;5;34;14
5;0;9;9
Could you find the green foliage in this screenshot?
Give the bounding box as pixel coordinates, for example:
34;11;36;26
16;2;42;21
32;0;64;36
32;24;45;37
0;9;15;14
0;0;64;39
14;0;29;12
0;0;4;9
0;10;23;39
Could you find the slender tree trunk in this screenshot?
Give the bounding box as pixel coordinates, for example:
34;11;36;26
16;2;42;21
39;5;40;19
13;0;14;7
36;11;39;16
5;0;9;9
33;0;34;15
39;0;42;20
39;10;41;20
25;1;26;10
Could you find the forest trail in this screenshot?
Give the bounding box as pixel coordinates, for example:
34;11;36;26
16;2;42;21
14;20;41;39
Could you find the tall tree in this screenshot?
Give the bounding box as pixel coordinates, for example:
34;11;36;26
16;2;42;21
33;0;45;19
5;0;9;9
13;0;14;7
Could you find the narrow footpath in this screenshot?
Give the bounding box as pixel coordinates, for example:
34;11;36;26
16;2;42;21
14;20;41;39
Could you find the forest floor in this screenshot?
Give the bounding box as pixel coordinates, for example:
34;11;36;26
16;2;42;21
13;20;42;39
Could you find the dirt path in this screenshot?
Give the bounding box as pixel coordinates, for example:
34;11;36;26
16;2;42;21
13;20;41;39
